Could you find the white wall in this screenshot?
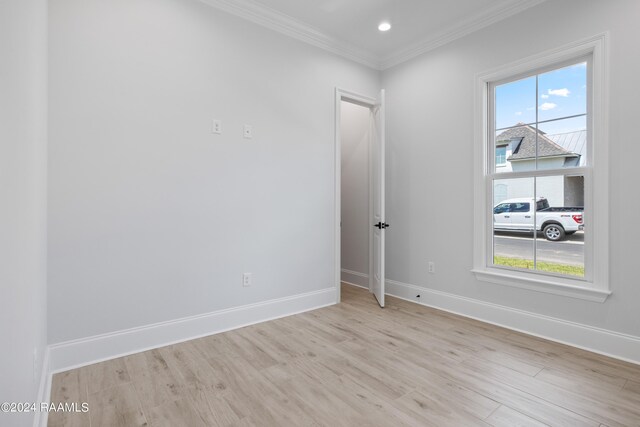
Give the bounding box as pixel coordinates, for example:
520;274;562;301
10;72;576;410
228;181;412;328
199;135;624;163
382;0;640;338
340;101;370;287
48;0;380;344
0;0;48;425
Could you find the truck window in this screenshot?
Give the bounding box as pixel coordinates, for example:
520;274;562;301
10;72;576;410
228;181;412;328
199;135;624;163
512;203;529;212
494;203;510;214
536;199;549;211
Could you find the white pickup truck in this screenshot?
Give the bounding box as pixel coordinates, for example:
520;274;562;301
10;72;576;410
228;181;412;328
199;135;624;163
493;197;584;241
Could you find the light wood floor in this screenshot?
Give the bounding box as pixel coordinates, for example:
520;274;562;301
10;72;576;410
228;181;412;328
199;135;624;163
49;284;640;427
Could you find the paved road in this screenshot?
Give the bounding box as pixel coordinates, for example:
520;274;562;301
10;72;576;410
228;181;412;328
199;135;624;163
494;232;584;266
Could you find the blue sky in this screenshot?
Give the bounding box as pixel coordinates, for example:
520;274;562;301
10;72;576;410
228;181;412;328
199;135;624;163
495;62;587;135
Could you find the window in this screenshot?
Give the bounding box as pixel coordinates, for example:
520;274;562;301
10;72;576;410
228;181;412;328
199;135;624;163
495;145;507;166
473;35;610;302
492;60;588;277
511;203;529;213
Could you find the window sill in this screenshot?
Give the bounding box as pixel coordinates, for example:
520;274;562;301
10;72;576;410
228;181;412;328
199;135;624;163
471;268;611;302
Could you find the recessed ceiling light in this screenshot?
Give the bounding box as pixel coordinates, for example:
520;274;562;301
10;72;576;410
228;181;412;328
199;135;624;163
378;22;391;32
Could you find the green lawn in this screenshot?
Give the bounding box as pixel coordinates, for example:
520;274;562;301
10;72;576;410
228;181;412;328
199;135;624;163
494;256;584;277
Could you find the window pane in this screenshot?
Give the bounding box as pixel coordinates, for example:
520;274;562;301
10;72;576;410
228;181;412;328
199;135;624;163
535;175;585;277
538;62;587;122
496;146;507;166
495;75;536;130
493;178;534;270
537;116;587;168
494;125;537;174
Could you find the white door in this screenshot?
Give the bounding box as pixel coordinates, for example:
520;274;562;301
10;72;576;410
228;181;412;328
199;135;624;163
370;90;386;308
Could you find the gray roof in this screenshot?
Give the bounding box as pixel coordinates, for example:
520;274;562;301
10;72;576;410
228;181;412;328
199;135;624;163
547;130;587;167
496;124;579;161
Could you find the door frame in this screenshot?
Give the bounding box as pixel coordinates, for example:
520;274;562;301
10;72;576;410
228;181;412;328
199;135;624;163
334;87;377;304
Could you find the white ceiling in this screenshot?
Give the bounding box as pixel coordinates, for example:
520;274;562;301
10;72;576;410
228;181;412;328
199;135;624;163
200;0;546;69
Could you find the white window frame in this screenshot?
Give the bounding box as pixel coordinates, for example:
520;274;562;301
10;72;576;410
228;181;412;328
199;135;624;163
472;34;610;302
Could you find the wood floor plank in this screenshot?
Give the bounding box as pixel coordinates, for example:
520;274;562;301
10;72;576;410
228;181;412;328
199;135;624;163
293;361;430;427
224;327;280;370
485;405;549;427
394;336;602;426
87;382;147;427
534;366;626;395
158;341;224;393
623;379;640;395
474;347;545;377
270;373;373;426
79;356;131;395
124;349;184;414
48;283;640;427
461;355;640;427
393;389;491;427
413;378;501;420
147;397;214;427
47;370;91;427
506;332;640;384
231;417;258;427
206;349;318;426
188;387;243;427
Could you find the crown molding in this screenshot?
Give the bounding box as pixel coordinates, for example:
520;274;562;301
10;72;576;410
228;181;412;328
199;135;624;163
380;0;548;69
198;0;547;71
198;0;382;69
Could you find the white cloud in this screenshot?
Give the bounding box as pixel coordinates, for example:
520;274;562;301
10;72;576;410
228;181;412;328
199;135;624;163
540;94;549;99
539;102;557;111
548;88;570;97
515;111;522;116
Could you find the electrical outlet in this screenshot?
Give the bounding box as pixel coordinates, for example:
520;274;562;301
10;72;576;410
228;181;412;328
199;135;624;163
213;119;222;134
243;124;253;139
243;273;252;287
428;262;435;274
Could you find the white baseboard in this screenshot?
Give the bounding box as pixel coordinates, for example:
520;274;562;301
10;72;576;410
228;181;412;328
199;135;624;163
33;347;51;427
385;279;640;365
48;287;336;374
341;269;369;288
341;280;368;290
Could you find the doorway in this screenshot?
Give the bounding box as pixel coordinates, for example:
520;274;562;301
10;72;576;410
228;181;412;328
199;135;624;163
334;88;386;307
340;100;370;297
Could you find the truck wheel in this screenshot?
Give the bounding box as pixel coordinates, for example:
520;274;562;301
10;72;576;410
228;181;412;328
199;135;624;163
543;224;565;241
